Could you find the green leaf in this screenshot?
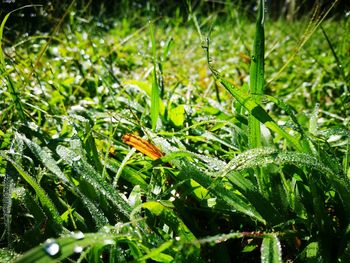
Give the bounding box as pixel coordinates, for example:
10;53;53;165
169;105;185;127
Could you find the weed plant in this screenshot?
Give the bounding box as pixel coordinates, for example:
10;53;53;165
0;0;349;262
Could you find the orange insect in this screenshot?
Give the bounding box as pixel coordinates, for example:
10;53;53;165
122;133;164;160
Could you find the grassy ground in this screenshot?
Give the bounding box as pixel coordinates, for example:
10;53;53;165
1;1;350;262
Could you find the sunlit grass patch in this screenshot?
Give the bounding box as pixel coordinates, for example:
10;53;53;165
1;1;349;262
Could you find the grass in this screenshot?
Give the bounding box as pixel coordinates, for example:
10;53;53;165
1;1;350;262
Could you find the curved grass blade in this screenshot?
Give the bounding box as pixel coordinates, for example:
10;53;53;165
105;158;149;190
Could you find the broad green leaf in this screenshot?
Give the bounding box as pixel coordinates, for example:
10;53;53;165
169;105;185;127
123;80;165;115
298;242;319;261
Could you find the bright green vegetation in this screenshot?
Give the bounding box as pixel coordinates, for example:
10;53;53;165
1;1;350;262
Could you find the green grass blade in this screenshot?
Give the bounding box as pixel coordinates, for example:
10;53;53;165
17;133;109;228
202;38;302;152
215;73;302;152
1;173;15;243
248;0;265;148
105;158;149;190
149;21;160;131
84;124;103;173
261;235;282;263
0;152;63;232
15;232;116;263
56;145;131;220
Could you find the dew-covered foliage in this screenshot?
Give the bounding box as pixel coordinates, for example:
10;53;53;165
1;1;350;262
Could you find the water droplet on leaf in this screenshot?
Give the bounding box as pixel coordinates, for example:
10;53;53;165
43;239;60;257
74;246;84;253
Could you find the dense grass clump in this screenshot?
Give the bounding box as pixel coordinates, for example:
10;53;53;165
1;1;349;262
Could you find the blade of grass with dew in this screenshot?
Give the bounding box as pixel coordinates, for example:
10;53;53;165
222;148;350;216
1;171;15;243
83;123;103;174
17;133;109;228
149;21;160;131
260;235;282;263
0;152;63;233
15;232;119;263
249;0;265;149
56;145;132;221
247;0;268;198
210;69;303;152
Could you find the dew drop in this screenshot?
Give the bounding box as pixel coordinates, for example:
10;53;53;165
71;231;85;240
74;246;84;254
43;239;60;257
